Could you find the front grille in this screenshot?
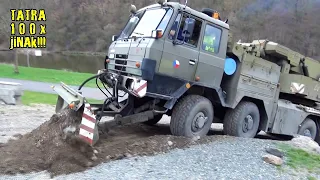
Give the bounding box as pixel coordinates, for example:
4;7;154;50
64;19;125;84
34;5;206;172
109;53;142;76
115;59;127;71
114;54;128;75
116;54;128;59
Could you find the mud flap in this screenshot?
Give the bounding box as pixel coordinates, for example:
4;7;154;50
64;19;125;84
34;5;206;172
78;103;99;146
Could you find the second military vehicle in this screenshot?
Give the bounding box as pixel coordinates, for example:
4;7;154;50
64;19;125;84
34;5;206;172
52;0;320;146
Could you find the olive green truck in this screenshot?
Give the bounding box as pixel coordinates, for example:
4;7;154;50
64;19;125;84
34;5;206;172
53;1;320;146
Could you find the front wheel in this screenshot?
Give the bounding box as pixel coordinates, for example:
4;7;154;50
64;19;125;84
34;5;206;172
170;95;214;137
223;101;260;138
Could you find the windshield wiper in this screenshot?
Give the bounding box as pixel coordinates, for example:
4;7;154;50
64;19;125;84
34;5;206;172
132;32;144;36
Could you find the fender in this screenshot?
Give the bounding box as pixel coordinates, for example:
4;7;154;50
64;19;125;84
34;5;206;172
143;72;227;109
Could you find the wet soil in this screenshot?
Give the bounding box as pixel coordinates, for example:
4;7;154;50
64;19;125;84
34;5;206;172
0;108;227;177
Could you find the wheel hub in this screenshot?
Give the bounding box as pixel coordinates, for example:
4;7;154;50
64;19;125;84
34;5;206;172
242;115;254;133
303;129;312;138
192;112;208;132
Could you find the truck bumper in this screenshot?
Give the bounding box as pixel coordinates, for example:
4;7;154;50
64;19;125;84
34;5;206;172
51;70;154;146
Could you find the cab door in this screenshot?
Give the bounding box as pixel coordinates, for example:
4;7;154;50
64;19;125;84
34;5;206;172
159;12;203;81
195;22;226;88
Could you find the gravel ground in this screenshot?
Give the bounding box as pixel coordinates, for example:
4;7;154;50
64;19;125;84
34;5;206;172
0;104;317;180
0;103;55;143
0;138;303;180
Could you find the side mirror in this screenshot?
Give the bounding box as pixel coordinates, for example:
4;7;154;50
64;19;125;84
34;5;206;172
151;30;163;39
181;18;195;39
130;4;137;14
112;35;118;42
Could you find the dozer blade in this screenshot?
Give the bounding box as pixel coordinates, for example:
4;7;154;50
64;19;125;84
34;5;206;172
52;82;85;113
52;82;99;146
78;103;100;146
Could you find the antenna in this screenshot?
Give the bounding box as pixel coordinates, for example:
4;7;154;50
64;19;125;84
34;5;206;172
184;0;188;8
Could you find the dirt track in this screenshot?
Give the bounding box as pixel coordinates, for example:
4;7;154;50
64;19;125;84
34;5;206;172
1;104;319;180
0;104;228;177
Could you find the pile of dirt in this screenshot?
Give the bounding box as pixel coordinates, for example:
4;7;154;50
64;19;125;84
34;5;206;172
0;109;227;177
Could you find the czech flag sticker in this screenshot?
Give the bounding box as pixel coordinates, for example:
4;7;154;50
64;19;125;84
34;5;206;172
173;60;180;69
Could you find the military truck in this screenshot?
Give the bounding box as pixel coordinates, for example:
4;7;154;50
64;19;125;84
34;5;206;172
53;1;320;146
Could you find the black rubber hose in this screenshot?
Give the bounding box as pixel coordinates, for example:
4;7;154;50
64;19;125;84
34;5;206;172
96;77;109;97
102;82;113;96
78;74;102;91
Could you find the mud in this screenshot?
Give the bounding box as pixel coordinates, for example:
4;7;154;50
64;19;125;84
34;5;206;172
0;108;228;177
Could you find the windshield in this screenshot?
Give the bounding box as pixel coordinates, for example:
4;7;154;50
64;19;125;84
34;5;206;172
118;7;173;39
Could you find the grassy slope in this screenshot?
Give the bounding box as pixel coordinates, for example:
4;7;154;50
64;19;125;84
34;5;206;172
0;64;97;87
278;143;320;178
281;145;320;173
21;91;103;105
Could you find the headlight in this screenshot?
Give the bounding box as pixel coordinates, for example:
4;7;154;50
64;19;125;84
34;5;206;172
109;53;115;59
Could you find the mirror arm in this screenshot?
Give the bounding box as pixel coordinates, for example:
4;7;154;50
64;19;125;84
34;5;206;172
112;35;118;42
172;39;183;45
172;40;177;45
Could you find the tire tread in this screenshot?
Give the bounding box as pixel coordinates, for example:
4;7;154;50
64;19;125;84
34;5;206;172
223;101;258;137
170;95;211;136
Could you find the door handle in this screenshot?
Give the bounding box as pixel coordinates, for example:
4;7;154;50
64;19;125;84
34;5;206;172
189;59;196;65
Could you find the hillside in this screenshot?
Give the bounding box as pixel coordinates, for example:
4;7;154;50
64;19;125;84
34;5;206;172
0;0;320;58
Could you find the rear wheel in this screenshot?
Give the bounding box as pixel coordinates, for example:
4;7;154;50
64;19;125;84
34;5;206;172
223;101;260;138
143;114;163;125
297;118;317;140
170;95;214;137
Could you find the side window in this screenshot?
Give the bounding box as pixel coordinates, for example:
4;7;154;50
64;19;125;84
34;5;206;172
168;13;202;47
157;8;174;32
168;13;182;40
202;24;221;54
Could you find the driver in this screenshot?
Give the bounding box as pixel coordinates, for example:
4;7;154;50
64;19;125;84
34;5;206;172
169;17;185;41
203;28;216;53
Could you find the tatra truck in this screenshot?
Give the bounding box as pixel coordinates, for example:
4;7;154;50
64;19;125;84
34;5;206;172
52;1;320;146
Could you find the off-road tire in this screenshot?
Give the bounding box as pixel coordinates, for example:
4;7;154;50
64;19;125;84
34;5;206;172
170;95;214;137
143;114;163;126
223;101;260;138
315;132;320;145
297;118;317;140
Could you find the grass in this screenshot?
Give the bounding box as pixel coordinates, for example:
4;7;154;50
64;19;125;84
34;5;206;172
0;64;97;87
277;143;320;174
307;176;317;180
21;91;104;106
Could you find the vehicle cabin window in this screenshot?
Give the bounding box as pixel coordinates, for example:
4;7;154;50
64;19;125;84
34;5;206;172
157;8;173;32
168;13;202;47
202;24;222;54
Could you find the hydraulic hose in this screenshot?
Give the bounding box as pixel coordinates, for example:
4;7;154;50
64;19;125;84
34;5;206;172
78;74;102;91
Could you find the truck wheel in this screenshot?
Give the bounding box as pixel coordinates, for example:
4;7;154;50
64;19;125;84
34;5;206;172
316;132;320;145
223;101;260;138
143;114;163;126
170;95;214;137
297;118;317;140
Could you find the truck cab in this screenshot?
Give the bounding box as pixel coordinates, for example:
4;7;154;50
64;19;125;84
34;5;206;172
53;1;320;147
106;2;232;102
